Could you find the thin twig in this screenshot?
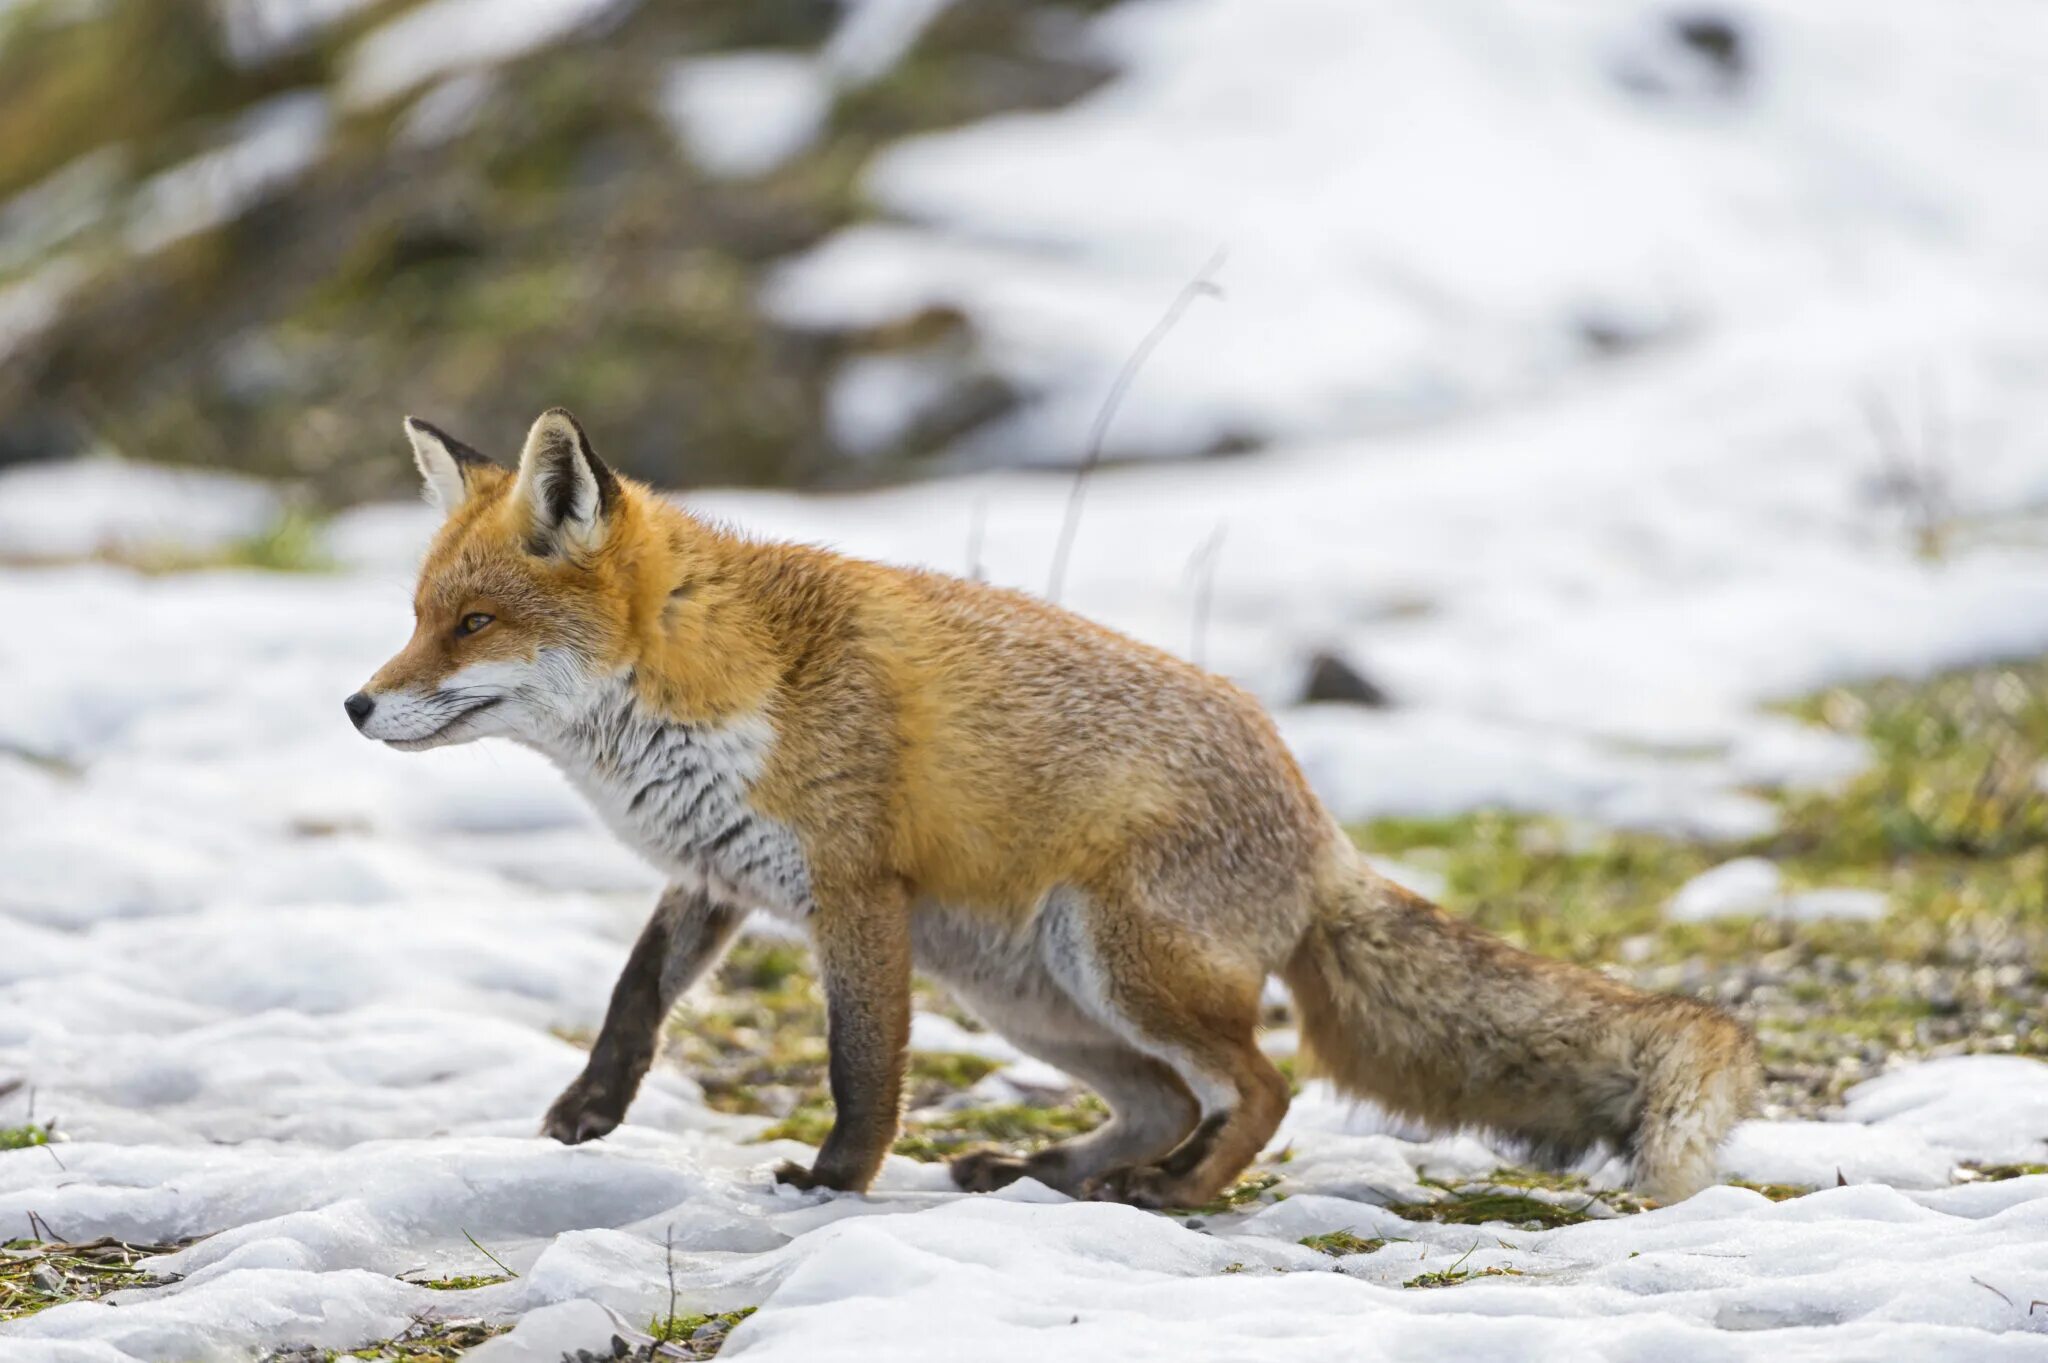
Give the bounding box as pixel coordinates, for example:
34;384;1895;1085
663;1223;680;1337
1045;248;1228;603
460;1228;518;1280
1972;1275;2014;1308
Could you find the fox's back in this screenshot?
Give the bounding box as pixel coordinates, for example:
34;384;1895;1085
734;544;1330;915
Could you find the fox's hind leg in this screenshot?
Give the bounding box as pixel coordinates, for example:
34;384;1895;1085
1040;889;1290;1209
543;884;743;1144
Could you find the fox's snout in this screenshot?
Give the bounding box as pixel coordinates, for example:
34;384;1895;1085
343;691;376;731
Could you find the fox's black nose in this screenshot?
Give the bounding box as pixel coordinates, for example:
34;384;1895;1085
343;692;375;729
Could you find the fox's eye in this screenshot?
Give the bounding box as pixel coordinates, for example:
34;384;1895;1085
455;612;494;638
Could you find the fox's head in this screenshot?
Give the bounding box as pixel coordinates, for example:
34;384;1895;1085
345;408;653;751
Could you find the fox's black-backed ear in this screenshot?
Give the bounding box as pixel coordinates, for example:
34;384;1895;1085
404;416;496;518
514;407;618;555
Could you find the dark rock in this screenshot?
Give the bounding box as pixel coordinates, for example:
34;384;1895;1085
1672;12;1746;81
1302;651;1390;708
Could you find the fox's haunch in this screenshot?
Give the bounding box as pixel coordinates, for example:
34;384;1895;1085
1282;851;1759;1200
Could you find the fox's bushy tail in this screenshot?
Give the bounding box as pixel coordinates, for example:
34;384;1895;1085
1281;849;1758;1200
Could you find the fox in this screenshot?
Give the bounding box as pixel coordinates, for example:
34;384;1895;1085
346;408;1759;1206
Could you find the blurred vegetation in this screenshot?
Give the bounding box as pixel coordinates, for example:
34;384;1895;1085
634;655;2047;1210
0;0;1119;500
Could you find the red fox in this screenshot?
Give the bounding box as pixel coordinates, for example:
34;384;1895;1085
348;409;1758;1206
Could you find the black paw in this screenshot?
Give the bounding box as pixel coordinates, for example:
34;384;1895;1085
771;1158;871;1193
541;1077;624;1145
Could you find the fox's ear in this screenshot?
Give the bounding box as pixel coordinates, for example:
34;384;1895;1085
404;416;496;518
514;407;618;555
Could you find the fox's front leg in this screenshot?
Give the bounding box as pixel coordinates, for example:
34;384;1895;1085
544;885;743;1144
773;887;910;1193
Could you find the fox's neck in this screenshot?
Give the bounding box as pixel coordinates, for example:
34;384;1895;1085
614;493;785;726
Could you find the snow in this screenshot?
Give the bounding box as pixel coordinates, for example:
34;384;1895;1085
1668;859;1889;924
7;0;2048;1356
658;0;960;180
659;53;833;180
0;259;85;366
0;458;282;563
340;0;635;109
212;0;379;67
122;91;332;256
1;525;2045;1361
771;0;2048;468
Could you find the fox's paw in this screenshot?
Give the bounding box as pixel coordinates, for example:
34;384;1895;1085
540;1077;624;1145
1085;1163;1205;1211
772;1158;874;1194
949;1150;1033;1194
771;1159;823;1190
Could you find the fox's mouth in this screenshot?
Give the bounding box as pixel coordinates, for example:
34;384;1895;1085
383;697;503;751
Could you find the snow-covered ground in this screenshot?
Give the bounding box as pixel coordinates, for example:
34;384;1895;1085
3;420;2047;1358
7;0;2048;1357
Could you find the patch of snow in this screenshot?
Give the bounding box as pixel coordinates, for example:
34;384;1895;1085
1843;1057;2048;1167
658;53;832;180
826;350;965;456
465;1299;624;1362
341;0;635;109
1720;1118;1955;1190
907;1013;1023;1062
658;0;958;180
0;147;127;274
0;257;85;365
1360;855;1446;903
395;69;496;150
823;0;955;85
1669;856;1785;920
1669;860;1888;923
212;0;377;66
123;91;331;256
773;0;2048;468
0;458;282;562
1782;887;1889;923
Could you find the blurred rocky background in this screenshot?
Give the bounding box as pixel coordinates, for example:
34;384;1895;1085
0;0;1116;501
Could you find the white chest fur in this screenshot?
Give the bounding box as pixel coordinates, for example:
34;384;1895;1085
528;680;814;918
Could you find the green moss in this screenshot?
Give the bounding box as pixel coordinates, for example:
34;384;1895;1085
0;1125;50;1151
1727;1180;1812;1203
1299;1230;1387;1257
1404;1265;1524;1289
0;1237;171;1322
412;1273;509;1291
1385;1190;1599;1231
649;1305;756;1353
890;1099;1106;1162
907;1052;1003;1090
1963;1163;2048;1182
